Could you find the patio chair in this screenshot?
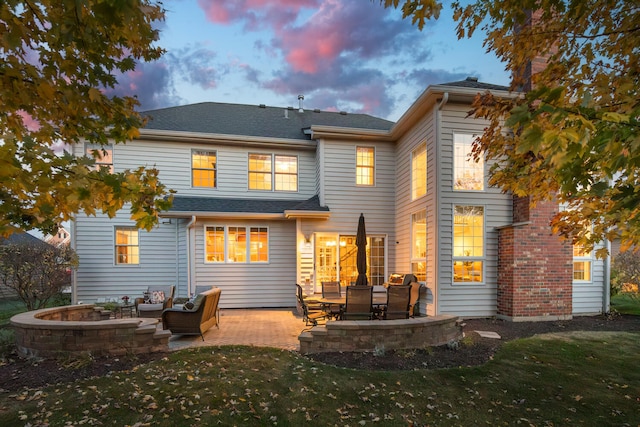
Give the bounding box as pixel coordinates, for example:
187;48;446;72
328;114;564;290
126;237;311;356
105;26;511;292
342;286;373;320
383;284;411;320
135;285;175;318
321;281;342;319
296;284;329;326
162;287;221;340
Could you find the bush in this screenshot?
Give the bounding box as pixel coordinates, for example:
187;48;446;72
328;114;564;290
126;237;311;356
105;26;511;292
611;251;640;297
0;328;15;360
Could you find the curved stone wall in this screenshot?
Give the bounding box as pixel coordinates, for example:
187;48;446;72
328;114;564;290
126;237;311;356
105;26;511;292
11;304;170;359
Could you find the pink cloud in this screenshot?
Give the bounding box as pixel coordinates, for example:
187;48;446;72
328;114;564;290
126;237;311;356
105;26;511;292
197;0;319;29
18;110;40;131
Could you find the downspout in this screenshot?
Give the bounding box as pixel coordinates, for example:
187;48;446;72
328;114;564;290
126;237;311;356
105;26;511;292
434;92;449;316
186;216;197;297
604;239;611;313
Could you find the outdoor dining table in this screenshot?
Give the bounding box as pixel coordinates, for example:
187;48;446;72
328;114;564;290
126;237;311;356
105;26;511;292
315;294;388;306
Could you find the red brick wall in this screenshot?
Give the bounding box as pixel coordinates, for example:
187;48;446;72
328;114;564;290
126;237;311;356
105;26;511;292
498;199;573;320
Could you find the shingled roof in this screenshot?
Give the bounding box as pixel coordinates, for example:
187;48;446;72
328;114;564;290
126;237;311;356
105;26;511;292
166;195;329;215
142;102;394;140
440;77;510;92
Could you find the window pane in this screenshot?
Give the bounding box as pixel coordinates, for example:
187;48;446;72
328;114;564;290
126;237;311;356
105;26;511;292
250;227;269;262
249;154;272;190
274;155;298;191
573;261;591;281
86;144;114;173
192;151;217;188
356;147;374;186
412;210;427;259
369;236;385;286
228;227;247;262
454;134;483;191
412;143;427;199
115;228;139;265
205;226;225;262
453;205;484;283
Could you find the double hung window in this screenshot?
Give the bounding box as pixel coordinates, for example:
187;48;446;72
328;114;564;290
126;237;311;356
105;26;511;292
86;143;114;173
573;244;592;281
356;146;375;186
192;150;217;188
453;206;484;283
411;143;427;199
115;227;139;265
453;134;483;191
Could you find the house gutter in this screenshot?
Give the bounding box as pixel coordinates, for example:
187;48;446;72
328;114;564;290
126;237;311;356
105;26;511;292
434;92;449;315
604;239;611;313
186;216;197;297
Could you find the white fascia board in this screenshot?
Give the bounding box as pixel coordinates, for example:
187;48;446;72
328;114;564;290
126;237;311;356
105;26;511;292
139;129;317;151
284;210;331;220
307;126;392;141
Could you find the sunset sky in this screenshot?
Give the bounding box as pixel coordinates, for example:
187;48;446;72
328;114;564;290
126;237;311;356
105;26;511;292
116;0;510;122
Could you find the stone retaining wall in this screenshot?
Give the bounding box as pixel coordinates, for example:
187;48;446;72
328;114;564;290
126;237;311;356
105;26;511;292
298;314;462;354
11;304;170;359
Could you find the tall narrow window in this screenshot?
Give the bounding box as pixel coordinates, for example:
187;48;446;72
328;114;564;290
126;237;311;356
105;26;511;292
411;210;427;281
411;143;427;200
205;226;225;262
274;155;298;191
86;143;114;173
192;150;217;188
356;146;375;186
369;236;385;286
453;206;484;283
454;134;484;191
115;227;139;265
250;227;269;262
573;244;592;281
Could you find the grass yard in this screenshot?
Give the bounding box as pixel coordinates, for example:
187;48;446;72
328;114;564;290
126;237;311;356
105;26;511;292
0;331;638;426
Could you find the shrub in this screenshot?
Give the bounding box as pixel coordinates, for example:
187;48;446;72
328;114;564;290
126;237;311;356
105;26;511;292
611;251;640;297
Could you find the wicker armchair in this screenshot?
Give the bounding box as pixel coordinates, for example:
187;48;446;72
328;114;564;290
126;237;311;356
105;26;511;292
161;287;221;340
135;285;175;318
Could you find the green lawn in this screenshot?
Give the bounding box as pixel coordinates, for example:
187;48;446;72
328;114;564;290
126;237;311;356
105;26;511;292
611;293;640;315
1;331;639;426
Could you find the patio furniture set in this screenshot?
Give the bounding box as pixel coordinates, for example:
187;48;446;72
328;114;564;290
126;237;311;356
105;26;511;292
130;285;221;340
296;275;423;327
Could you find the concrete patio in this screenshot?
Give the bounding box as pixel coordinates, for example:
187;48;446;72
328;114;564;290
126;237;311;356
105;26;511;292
166;307;306;352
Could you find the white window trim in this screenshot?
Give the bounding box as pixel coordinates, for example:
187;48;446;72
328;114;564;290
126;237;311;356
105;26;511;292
355;146;376;187
452;205;485;285
191;149;217;189
85;142;114;173
114;226;139;267
453;133;484;192
573;247;593;282
411;142;427;200
248;153;299;192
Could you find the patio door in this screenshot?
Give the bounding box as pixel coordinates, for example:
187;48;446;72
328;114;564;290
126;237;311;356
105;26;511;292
314;234;386;292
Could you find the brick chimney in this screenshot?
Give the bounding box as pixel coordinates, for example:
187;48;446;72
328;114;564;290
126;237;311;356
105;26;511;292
496;9;573;321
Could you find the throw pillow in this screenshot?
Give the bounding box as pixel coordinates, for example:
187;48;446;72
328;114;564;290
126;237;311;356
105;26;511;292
150;290;165;304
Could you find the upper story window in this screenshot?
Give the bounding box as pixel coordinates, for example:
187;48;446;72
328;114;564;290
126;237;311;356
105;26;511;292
115;227;139;265
356;146;375;186
412;142;427;199
573;243;592;281
86;143;113;173
205;225;269;263
453;205;484;283
454;133;484;191
248;153;298;191
192;150;217;188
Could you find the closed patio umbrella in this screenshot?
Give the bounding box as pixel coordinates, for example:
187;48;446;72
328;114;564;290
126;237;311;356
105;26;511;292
354;213;368;287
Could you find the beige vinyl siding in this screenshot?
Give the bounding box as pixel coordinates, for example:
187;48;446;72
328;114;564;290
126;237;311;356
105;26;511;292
393;109;437;316
312;139;395;233
192;219;296;308
101;139;318;200
573;243;606;314
437;103;512;317
74;212;180;303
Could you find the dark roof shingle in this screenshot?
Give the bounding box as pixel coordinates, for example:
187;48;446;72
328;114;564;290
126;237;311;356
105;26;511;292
167;195;329;215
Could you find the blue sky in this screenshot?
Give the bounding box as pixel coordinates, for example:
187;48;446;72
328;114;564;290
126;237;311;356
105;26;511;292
115;0;510;122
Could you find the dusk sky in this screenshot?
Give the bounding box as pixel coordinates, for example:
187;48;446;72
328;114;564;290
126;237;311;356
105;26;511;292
116;0;510;122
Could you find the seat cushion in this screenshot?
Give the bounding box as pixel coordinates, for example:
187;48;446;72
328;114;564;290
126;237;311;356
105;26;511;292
138;303;164;312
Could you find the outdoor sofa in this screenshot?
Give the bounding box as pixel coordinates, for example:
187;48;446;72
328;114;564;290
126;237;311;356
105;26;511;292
161;287;221;340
